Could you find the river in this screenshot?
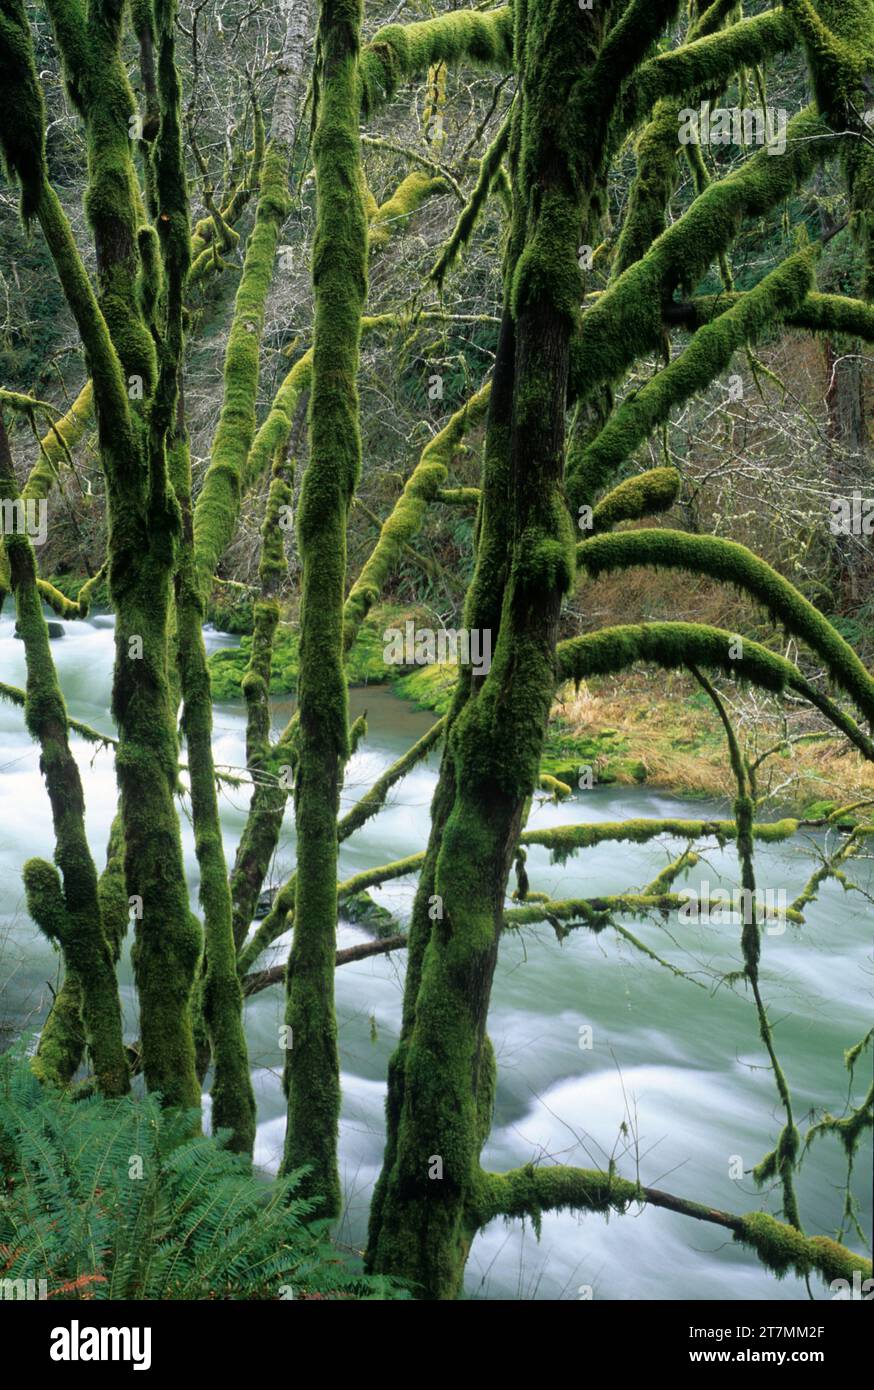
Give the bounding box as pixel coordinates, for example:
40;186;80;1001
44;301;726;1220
1;610;871;1300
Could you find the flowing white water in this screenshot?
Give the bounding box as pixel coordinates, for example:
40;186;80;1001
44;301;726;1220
1;610;871;1300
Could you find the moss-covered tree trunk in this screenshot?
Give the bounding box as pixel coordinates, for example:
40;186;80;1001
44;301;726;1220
1;0;203;1109
280;0;368;1214
367;0;609;1297
0;412;127;1096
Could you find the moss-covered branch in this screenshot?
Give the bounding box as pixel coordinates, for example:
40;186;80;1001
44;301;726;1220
369;169;450;249
228;451;295;952
567;106;835;413
359;6;513;115
569;249;816;506
663;289;874;341
520;815;799;865
343;384;490;645
629;9;796;122
21;380;93;504
576;531;874;724
430;107;512;289
235;719;443;979
192;143;291;593
588;466;680;534
466;1166;871;1285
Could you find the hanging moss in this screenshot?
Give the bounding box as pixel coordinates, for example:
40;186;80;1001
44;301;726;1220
785;0;874;300
736;1211;872;1284
576;531;874;724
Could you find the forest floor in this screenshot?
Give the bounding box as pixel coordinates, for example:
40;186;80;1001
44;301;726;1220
391;661;874;818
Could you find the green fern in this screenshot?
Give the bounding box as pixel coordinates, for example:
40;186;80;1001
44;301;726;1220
0;1052;407;1300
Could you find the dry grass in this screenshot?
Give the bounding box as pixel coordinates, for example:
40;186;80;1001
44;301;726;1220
552;668;874;813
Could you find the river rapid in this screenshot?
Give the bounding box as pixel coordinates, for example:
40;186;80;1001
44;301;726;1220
1;610;871;1299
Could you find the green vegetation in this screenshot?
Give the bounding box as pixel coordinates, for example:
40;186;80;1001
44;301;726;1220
208;603;422;701
0;1050;407;1300
1;0;871;1305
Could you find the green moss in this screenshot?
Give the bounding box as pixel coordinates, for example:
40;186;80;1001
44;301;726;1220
569;250;816;508
3;0;202;1112
520;816;799;865
193;140;291;594
369;170;449;249
468;1165;639;1231
589;466;681;533
539;726;628;785
393;661;458;716
342;890;398;937
359;7;514;115
343;386;489;650
29;971;86;1089
208;602;418;700
0;0;48;226
368;0;617;1298
245;350;312;493
19;381;93;505
205;584;254;635
538;774;571;801
736;1211;872;1284
430;109;512;289
1;410;127;1098
281;0;369;1218
576;532;874;725
567;105;834;414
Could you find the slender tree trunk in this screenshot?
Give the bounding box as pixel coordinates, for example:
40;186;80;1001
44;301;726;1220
280;0;368;1214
